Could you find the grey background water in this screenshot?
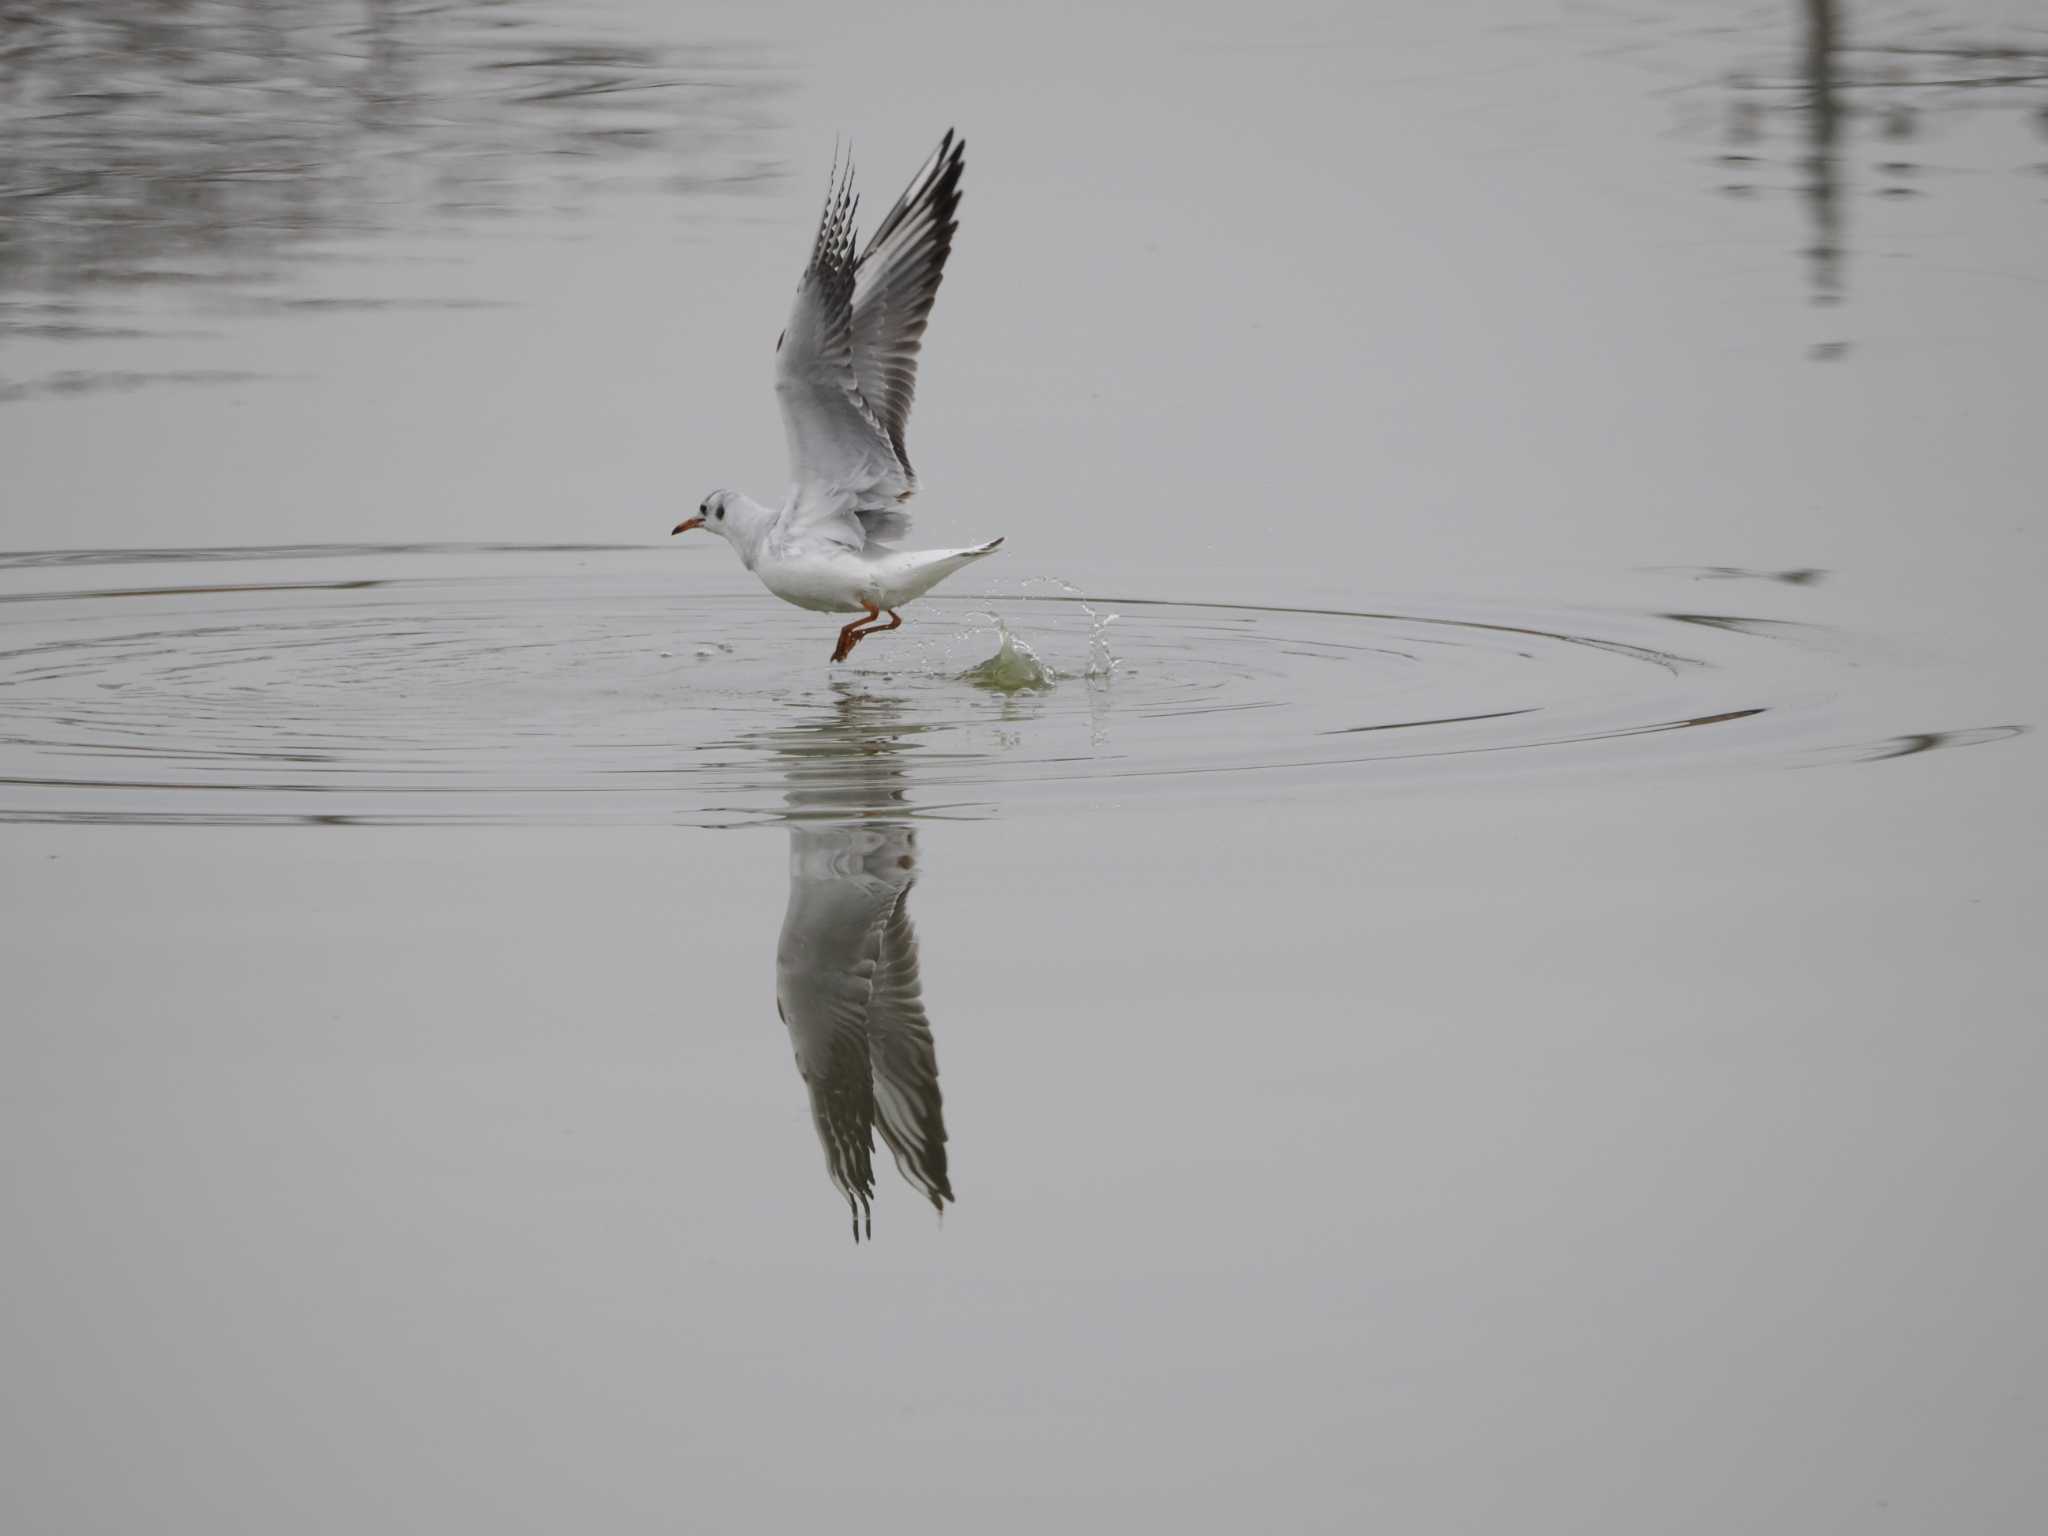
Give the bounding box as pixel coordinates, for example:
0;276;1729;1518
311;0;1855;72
3;1;2044;1530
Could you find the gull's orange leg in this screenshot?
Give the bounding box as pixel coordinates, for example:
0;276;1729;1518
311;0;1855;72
831;603;883;663
831;606;904;663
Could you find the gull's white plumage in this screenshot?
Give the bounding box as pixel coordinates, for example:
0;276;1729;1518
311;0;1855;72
675;130;1001;662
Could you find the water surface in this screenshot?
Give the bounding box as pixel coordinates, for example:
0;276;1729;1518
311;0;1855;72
6;543;2007;824
3;2;2044;1532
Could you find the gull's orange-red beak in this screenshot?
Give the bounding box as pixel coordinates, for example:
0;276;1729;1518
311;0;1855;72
671;517;705;535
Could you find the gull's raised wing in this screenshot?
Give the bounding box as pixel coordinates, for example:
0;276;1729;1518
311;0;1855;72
773;132;965;550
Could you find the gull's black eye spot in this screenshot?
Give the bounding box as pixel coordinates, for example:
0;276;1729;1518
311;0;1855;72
714;507;724;520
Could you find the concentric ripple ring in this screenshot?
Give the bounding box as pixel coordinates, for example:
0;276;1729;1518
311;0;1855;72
0;545;2019;825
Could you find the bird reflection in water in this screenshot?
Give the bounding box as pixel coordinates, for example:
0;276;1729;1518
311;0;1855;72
765;687;952;1240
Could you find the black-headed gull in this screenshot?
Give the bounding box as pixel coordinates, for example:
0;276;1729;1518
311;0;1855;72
673;130;1002;663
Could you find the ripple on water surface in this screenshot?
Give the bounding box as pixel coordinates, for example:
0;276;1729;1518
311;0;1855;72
0;545;2020;825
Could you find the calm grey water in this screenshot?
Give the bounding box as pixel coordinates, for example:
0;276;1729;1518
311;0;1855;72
3;2;2044;1531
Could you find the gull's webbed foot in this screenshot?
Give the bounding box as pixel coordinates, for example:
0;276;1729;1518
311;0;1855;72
831;604;883;663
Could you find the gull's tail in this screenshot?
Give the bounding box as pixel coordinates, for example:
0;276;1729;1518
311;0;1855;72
891;538;1006;604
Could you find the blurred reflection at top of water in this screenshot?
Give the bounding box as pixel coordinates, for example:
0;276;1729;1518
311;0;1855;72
0;0;785;337
1703;0;2048;316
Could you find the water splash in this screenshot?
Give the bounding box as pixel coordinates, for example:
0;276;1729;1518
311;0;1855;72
1010;576;1122;682
959;617;1056;693
1082;600;1121;681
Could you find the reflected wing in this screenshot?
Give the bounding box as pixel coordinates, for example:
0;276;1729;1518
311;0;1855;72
773;132;965;550
866;889;952;1212
778;860;886;1239
776;841;950;1239
780;990;879;1240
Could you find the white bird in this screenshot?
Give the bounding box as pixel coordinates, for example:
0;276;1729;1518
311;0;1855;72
673;129;1001;663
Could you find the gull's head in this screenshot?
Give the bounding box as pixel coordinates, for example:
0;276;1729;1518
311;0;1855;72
673;491;731;540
